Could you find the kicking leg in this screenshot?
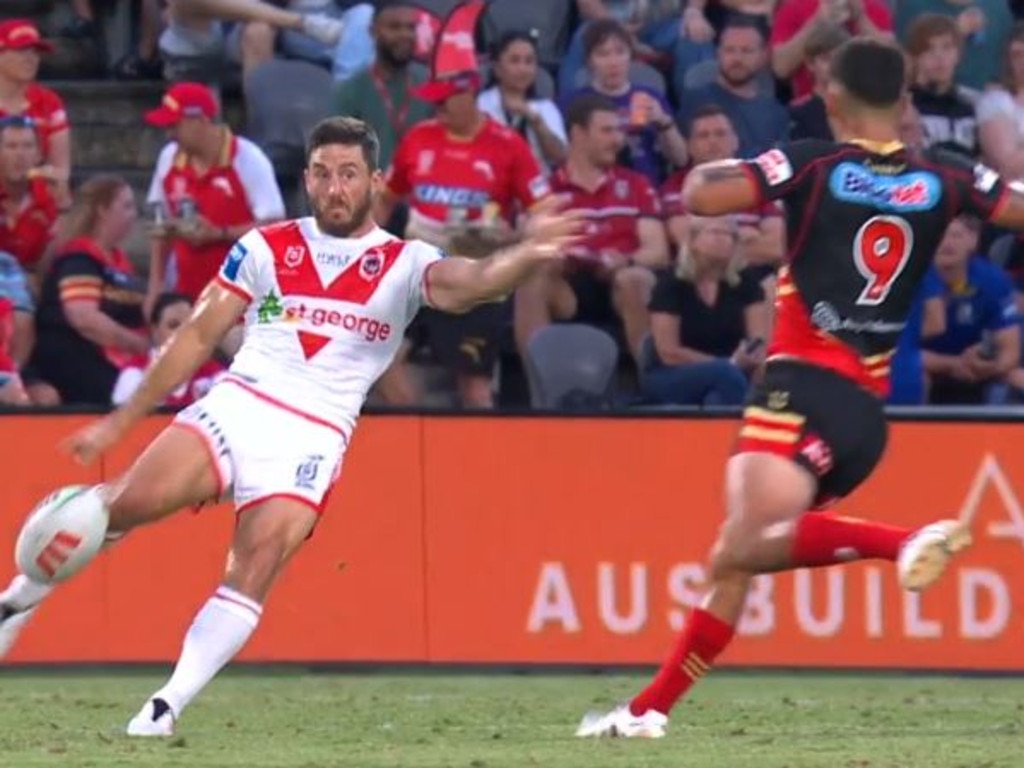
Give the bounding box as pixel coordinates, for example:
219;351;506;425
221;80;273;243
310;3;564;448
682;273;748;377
127;498;316;736
0;424;223;659
579;452;970;737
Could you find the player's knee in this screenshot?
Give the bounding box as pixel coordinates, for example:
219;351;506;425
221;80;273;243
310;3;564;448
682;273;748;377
707;518;761;580
225;534;289;601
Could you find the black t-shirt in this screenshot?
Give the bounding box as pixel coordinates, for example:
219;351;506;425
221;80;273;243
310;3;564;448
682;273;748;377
912;86;978;159
649;268;765;359
32;239;145;405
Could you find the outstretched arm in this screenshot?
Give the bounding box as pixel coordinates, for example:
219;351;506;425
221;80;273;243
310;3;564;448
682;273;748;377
112;282;247;429
682;160;762;216
426;198;583;314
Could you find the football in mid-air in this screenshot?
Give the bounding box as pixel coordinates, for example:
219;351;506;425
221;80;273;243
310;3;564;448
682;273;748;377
15;485;109;584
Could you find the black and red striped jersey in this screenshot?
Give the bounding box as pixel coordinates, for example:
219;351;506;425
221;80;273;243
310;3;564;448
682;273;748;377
739;139;1011;396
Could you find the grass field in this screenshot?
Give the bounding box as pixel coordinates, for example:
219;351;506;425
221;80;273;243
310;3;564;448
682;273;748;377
0;670;1021;767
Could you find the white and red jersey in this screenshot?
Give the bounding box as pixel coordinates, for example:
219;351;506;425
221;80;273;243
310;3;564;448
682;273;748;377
147;131;285;301
214;218;443;437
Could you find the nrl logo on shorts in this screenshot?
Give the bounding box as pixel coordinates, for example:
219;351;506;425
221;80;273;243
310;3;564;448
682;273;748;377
359;248;384;281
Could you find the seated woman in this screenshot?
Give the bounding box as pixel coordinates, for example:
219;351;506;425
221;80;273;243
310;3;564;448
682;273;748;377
477;30;567;171
643;214;768;407
30;175;149;406
112;291;225;407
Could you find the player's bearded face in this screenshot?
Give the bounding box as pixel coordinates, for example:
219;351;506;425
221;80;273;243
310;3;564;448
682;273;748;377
306;146;377;237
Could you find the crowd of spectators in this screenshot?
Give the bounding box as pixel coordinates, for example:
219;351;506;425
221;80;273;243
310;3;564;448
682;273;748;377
4;0;1024;411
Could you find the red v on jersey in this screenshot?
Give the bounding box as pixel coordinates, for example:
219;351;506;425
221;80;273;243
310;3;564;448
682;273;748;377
297;331;332;359
260;221;405;304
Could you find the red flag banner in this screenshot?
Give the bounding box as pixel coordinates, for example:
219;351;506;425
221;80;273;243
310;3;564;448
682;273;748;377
430;0;485;78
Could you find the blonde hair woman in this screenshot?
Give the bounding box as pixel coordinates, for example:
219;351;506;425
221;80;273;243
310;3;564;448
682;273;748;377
643;214;769;406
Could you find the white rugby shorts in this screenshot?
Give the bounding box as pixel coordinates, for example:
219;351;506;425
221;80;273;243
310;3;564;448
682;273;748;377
173;377;349;515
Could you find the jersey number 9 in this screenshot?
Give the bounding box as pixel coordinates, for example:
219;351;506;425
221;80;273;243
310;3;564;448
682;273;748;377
852;215;913;306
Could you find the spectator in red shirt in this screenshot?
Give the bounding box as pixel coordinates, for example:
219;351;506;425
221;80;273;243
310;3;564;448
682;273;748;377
0;117;63;278
515;93;669;367
771;0;893;102
376;71;550;408
144;82;285;311
0;20;71;184
661;105;784;277
112;292;225;407
787;24;850;141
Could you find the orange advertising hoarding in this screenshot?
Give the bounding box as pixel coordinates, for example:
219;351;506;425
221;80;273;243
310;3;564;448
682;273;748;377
1;414;1023;670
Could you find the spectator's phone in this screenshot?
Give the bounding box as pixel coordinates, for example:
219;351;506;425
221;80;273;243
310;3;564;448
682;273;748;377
744;337;765;354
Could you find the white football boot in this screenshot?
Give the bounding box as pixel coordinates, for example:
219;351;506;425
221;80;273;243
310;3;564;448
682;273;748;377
575;703;668;739
0;606;34;659
126;697;176;737
898;519;972;592
0;574;52;659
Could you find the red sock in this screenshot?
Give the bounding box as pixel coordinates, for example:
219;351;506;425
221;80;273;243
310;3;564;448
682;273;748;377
629;608;735;716
791;512;911;567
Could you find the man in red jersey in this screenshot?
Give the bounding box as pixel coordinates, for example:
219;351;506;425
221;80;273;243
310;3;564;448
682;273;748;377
376;70;550;408
145;82;285;310
578;37;1024;739
0;116;62;275
0;20;71;181
514;93;668;367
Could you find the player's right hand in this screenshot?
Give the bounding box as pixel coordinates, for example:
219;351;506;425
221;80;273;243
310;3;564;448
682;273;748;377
63;415;127;466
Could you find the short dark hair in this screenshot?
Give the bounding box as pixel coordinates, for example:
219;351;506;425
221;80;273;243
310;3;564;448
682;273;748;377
830;37;906;109
373;0;416;21
150;292;192;327
306;116;380;171
905;13;960;57
582;19;633;60
0;115;38;141
718;13;768;46
565;93;618;131
687;103;733;137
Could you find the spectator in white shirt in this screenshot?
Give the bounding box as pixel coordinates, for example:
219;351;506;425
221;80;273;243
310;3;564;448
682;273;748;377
477;31;567;170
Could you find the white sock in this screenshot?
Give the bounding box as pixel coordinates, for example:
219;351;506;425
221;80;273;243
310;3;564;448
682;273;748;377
153;586;262;717
0;574;54;613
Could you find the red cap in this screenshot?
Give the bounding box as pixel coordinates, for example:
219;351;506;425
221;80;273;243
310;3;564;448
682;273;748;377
0;20;54;53
144;82;219;127
412;71;481;104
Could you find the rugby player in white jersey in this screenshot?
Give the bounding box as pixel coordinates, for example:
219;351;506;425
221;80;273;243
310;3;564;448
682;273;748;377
0;116;583;736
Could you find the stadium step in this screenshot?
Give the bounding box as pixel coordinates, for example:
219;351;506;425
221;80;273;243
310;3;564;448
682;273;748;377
50;81;247;172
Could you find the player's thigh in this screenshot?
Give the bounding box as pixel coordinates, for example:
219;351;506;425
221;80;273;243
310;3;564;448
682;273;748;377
228;423;345;600
806;368;888;507
104;423;224;532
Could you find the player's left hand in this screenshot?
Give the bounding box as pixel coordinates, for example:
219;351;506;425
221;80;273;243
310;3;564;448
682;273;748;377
522;196;585;260
62;414;128;466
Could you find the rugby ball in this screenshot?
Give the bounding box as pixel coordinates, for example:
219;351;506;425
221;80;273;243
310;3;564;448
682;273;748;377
15;485;109;584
